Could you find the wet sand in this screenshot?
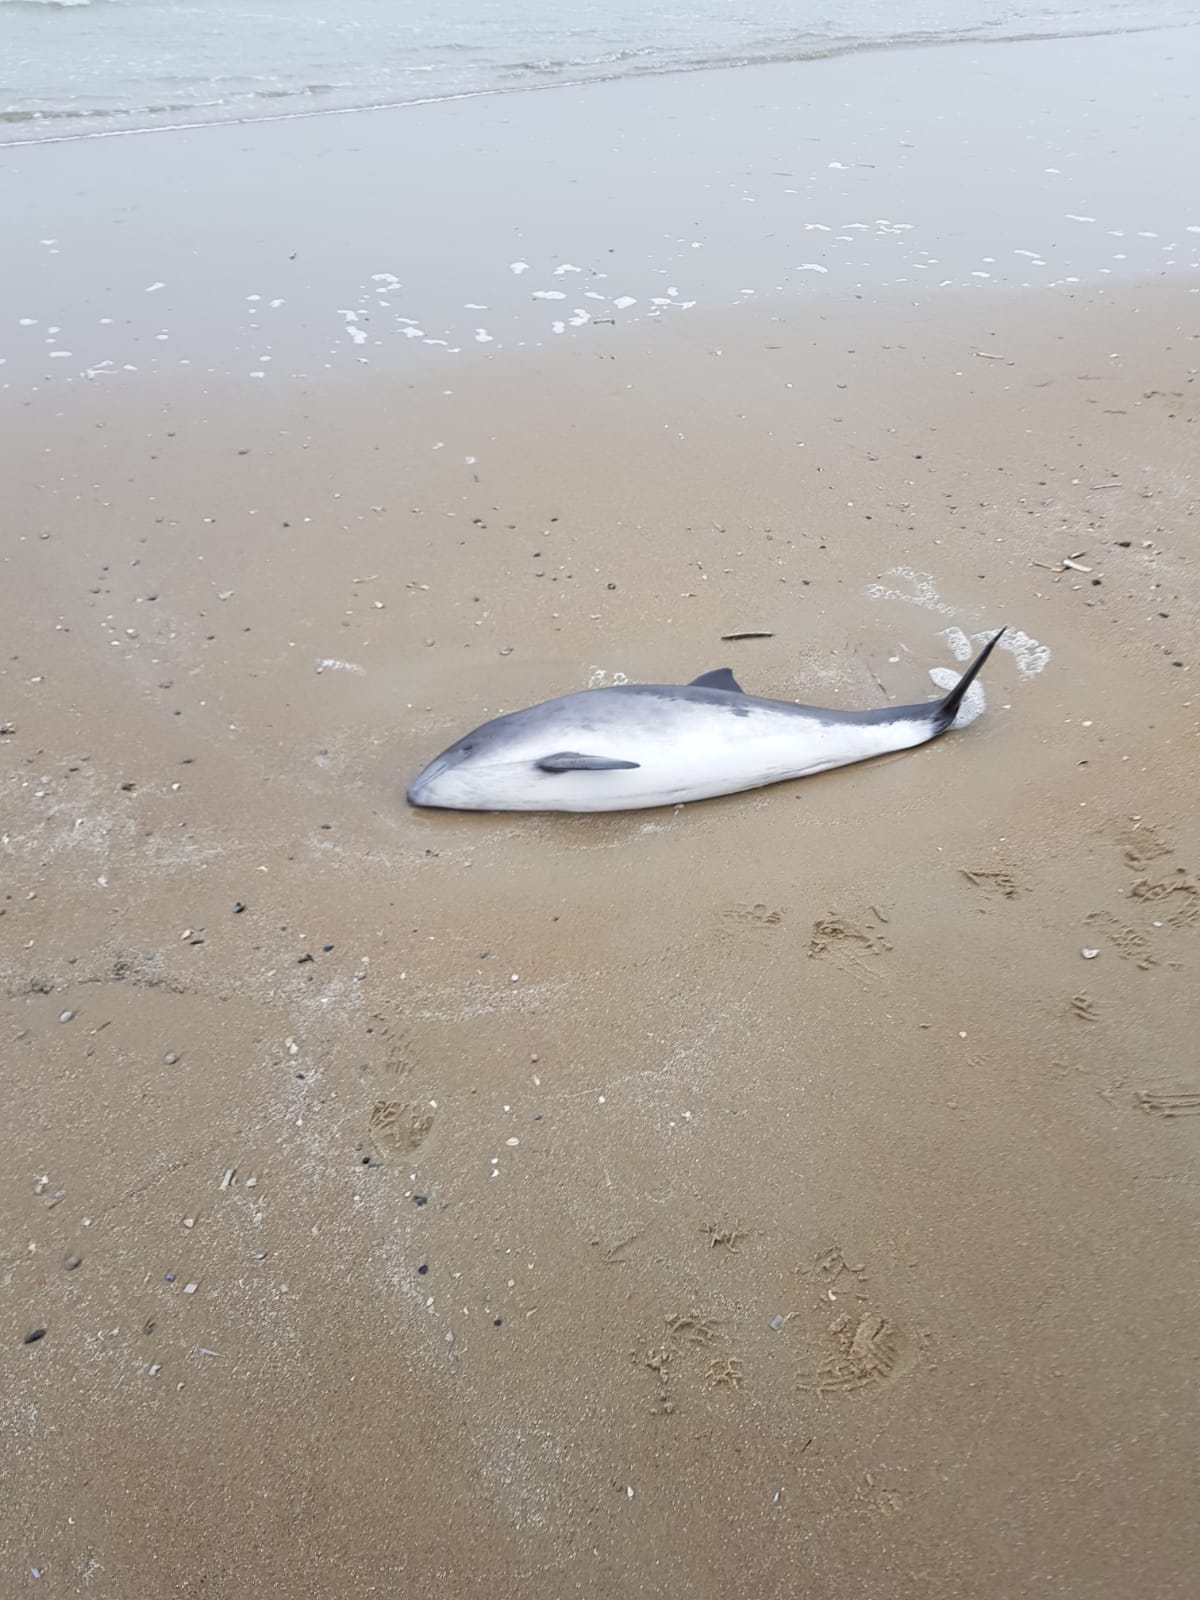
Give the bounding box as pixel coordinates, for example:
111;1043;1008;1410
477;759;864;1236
3;27;1200;1600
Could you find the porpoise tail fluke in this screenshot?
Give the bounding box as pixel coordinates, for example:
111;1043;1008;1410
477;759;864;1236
927;627;1007;735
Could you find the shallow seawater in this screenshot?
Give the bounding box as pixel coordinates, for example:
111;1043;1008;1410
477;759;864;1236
0;0;1193;143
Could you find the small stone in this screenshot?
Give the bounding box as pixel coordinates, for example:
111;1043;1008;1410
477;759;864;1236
183;1282;198;1295
24;1328;47;1345
183;1217;195;1229
1081;949;1100;960
64;1255;82;1271
769;1314;787;1332
59;1010;75;1023
164;1052;178;1064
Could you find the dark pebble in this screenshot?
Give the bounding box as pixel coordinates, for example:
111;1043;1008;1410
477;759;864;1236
414;1195;428;1207
297;953;314;964
418;1263;429;1275
493;1318;503;1327
24;1328;47;1345
233;902;246;914
64;1255;82;1271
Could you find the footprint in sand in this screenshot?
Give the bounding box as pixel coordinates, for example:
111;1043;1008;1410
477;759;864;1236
721;902;784;928
365;1015;421;1079
634;1311;739;1410
1084;909;1155;969
1129;870;1199;929
959;867;1023;900
1133;1084;1200;1119
368;1098;435;1155
807;913;892;976
1118;821;1173;871
792;1246;910;1398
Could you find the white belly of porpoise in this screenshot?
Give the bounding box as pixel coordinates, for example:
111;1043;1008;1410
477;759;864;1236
487;704;937;811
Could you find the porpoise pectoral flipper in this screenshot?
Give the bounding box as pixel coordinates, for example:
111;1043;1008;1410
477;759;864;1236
536;752;642;772
406;628;1007;814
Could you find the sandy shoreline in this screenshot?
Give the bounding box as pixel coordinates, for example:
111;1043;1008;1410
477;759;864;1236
4;26;1200;1600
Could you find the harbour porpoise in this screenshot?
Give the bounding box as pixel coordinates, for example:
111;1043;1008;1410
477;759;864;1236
407;629;1005;813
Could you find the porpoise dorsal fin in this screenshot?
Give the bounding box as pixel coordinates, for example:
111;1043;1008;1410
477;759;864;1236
536;752;641;773
689;667;744;693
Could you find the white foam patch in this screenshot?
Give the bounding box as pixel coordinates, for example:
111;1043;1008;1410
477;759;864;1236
315;658;365;675
942;625;1051;680
865;568;957;616
336;310;367;345
509;261;529;275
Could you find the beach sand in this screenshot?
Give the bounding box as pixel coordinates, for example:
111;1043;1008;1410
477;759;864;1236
3;28;1199;1600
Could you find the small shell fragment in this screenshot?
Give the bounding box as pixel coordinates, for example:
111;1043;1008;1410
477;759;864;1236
1081;949;1100;960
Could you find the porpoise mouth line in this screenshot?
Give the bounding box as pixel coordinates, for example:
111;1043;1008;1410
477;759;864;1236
406;629;1006;814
